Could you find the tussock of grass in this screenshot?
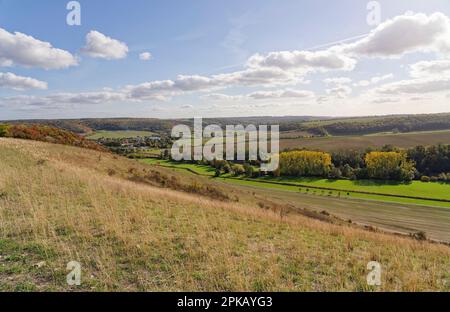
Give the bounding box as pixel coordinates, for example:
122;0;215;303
0;138;449;291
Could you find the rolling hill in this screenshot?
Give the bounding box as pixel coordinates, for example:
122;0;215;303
0;138;449;291
4;112;450;137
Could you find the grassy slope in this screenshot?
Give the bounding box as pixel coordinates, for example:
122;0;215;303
0;138;449;291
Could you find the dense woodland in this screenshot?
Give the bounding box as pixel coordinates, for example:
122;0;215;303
298;113;450;136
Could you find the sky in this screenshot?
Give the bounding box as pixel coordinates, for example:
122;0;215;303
0;0;450;120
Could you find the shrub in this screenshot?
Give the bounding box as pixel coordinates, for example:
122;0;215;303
243;163;254;177
328;166;342;179
223;163;232;174
341;164;354;179
107;169;117;176
411;231;427;241
0;124;10;137
420;176;431;183
231;164;245;176
354;168;368;179
438;173;448;182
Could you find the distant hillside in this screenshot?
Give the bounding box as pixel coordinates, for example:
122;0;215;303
1;118;177;135
0;138;449;291
3;113;450;137
300;113;450;136
0;123;106;152
2;116;322;135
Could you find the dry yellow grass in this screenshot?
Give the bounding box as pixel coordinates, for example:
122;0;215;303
0;138;449;291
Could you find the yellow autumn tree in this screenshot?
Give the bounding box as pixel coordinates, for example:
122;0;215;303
279;150;332;177
365;151;415;181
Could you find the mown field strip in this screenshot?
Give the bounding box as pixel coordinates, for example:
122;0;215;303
229;177;450;203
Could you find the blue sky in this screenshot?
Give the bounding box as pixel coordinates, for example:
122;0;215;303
0;0;450;119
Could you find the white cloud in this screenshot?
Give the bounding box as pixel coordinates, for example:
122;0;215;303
0;72;48;90
124;67;305;101
201;93;242;101
202;89;314;102
213;67;301;86
81;31;128;60
248;89;314;100
343;12;450;58
0;91;126;107
326;85;352;98
371;97;401;104
374;77;450;95
353;74;393;87
409;59;450;78
0;27;77;69
409;96;430;101
247;49;356;74
324;77;352;85
139;52;152;61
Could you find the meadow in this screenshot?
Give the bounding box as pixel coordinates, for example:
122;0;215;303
1;138;450;291
142;158;216;176
256;176;450;202
86;130;157;139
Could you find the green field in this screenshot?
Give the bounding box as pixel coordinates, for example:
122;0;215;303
141;159;450;209
257;176;450;201
87;130;157;139
221;177;450;209
141;158;217;176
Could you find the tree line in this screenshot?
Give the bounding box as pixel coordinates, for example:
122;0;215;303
297;113;450;136
328;144;450;182
169;143;450;183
